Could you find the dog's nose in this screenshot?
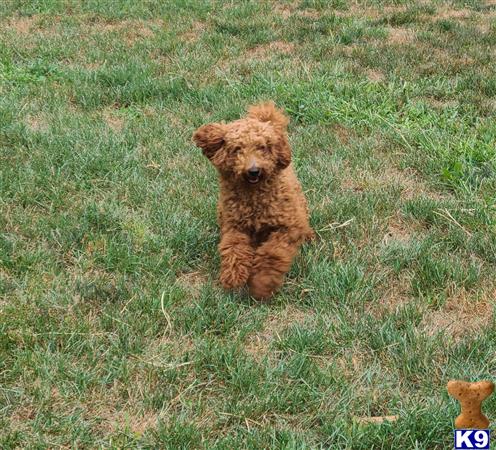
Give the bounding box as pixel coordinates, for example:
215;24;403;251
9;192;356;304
247;167;261;177
247;163;261;178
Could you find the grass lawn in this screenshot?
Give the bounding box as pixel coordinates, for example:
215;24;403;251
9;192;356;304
1;0;496;448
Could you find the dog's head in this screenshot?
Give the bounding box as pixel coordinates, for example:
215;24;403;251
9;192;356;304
192;102;291;185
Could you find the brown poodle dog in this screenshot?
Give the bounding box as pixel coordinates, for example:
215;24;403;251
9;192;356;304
193;102;314;299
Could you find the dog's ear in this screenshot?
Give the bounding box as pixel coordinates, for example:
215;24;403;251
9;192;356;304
192;123;226;159
275;135;291;170
248;102;289;130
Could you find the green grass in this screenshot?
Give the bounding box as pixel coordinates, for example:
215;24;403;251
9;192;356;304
1;1;496;448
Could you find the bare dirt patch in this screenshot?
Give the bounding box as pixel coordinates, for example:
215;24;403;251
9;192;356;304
6;16;156;47
83;62;103;70
181;21;206;43
340;43;360;58
6;15;39;34
366;69;385;82
382;214;413;245
336;343;371;380
383;166;423;200
424;97;458;109
341;165;438;200
244;306;311;360
332;123;354;144
297;9;321;19
341;4;484;24
482;98;496;113
430;6;496;32
415;45;473;74
107;410;158;435
103;110;125;132
176;271;208;298
89;385;158;435
84;19;163;46
387;27;415;44
377;165;446;201
267;40;295;53
476;21;493;33
246;41;295;60
420;289;495;340
10;405;36;426
433;7;473;20
275;4;294;20
5;15;64;38
25;114;48;132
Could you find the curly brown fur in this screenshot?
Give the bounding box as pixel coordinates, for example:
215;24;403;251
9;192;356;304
193;102;314;300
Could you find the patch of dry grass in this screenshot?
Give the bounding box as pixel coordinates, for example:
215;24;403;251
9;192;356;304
387;27;416;45
102;109;125;132
6;15;40;34
246;40;296;60
25;114;48;132
420;288;495;340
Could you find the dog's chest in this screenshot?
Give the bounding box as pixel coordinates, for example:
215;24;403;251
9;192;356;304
222;190;282;231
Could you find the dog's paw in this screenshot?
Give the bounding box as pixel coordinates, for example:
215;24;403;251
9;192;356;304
248;272;284;300
248;283;274;300
219;266;250;290
305;228;316;242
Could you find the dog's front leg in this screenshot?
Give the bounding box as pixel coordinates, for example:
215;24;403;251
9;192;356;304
218;229;254;290
248;229;301;300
